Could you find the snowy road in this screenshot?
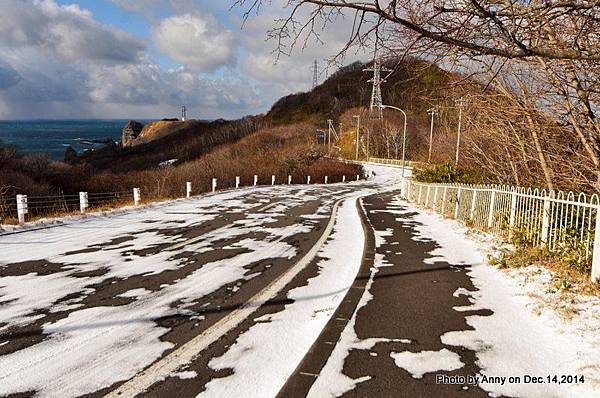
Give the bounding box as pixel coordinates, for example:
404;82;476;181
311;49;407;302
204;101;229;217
1;164;599;398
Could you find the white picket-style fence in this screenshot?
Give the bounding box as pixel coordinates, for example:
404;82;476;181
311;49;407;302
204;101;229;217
400;179;600;282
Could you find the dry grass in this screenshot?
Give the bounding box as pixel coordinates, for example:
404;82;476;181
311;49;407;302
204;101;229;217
489;246;600;297
1;123;363;224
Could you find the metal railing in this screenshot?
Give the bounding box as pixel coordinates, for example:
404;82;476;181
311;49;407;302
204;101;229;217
367;157;422;168
0;173;364;226
400;179;600;282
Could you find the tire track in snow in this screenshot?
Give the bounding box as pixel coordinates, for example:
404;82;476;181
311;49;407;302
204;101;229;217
105;198;344;398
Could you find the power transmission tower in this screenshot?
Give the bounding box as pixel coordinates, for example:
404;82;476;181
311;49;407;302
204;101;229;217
181;105;187;122
364;57;391;119
312;60;318;89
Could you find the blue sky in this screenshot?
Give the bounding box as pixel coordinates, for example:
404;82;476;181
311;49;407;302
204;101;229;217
0;0;367;120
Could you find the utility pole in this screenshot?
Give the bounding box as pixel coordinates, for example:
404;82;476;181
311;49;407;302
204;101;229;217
427;107;436;162
312;60;318;89
353;115;361;160
327;119;332;152
455;97;464;165
181;105;187;122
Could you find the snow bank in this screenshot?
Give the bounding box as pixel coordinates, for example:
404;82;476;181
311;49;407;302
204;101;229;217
395;197;600;398
200;196;365;397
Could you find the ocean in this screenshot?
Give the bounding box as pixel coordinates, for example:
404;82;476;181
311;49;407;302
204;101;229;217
0;120;135;160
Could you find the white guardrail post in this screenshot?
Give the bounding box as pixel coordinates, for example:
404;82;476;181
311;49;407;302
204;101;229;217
487;189;496;229
288;175;292;184
441;186;448;214
508;190;517;239
16;194;28;224
342;175;346;183
212;178;217;193
236;176;240;189
79;192;88;213
454;187;462;219
307;176;311;184
324;176;328;184
186;182;192;198
470;190;477;221
541;191;552;244
133;188;141;206
271;175;275;185
592;208;600;282
253;175;258;186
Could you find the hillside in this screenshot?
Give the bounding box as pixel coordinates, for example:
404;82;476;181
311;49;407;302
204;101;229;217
74;117;263;173
267;58;452;125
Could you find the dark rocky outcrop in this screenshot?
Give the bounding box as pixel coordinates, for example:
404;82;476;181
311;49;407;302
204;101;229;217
121;120;145;147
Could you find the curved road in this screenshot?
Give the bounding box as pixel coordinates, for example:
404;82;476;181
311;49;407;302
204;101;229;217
1;164;597;398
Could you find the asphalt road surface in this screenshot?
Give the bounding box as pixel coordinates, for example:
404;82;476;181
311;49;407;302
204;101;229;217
2;164;594;398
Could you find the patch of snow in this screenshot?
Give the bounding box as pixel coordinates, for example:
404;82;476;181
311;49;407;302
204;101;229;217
200;196;366;398
172;370;197;380
118;288;152;299
390;348;464;379
308;204;409;397
399;198;600;398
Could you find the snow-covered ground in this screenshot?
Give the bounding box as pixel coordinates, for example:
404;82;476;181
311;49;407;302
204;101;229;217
390;199;600;398
5;162;594;397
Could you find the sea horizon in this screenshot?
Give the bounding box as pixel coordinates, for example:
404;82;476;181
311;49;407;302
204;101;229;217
0;119;146;160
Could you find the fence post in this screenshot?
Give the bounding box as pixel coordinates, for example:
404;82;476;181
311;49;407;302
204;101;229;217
356;174;359;181
235;176;240;189
418;185;423;204
271;175;275;185
307;176;311;184
487;189;496;229
342;175;346;183
508;191;518;239
541;191;552;244
591;207;600;282
454;187;462;219
470;190;478;221
325;176;328;184
212;178;217;193
425;186;431;208
288;175;292;184
433;187;438;210
254;175;258;186
186;182;192;198
133;188;141;206
16;194;28;224
441;187;448;215
79;192;88;213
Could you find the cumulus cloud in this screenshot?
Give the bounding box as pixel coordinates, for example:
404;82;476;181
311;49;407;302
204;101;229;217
152;13;236;72
0;0;369;120
0;0;144;64
86;63;260;112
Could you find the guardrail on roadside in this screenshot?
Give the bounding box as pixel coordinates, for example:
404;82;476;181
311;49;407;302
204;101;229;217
400;179;600;282
366;157;422;168
0;173;364;226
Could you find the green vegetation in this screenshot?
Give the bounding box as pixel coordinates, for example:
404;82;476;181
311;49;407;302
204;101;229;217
487;227;599;295
413;162;494;184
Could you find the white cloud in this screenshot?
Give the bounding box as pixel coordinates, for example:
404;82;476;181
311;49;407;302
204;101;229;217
153;14;236;72
0;0;144;64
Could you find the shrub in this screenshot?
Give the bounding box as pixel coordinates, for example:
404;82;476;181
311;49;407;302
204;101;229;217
414;162;493;184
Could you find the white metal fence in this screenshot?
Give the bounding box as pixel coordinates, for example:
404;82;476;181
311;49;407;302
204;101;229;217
400;179;600;282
